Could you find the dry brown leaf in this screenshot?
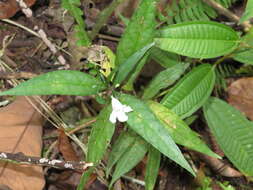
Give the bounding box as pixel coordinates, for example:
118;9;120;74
227;77;253;120
0;97;45;190
58;129;79;161
0;0;36;19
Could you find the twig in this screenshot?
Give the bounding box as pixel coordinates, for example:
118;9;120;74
0;71;38;79
16;0;33;17
0;19;71;57
98;34;120;42
68;118;97;134
202;0;252;31
122;175;145;186
196;153;242;177
0;152;93;171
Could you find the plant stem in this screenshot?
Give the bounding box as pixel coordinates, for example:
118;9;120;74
202;0;252;31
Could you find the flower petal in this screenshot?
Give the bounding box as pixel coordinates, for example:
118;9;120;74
109;111;117;123
111;96;122;110
122;105;133;113
117;112;128;122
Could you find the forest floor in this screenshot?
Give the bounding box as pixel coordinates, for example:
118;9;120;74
0;0;253;190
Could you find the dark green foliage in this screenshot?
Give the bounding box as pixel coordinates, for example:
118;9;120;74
115;0;158;89
0;70;106;96
204;97;253;176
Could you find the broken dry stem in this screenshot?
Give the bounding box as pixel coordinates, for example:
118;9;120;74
202;0;252;31
0;152;93;171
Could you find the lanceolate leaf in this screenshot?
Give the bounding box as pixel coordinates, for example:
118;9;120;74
145;146;161;190
155;21;239;59
0;70;106;96
233;27;253;65
119;93;195;175
115;0;158;66
109;135;148;187
106;131;136;177
204;97;253;176
115;0;158;89
233;48;253;65
87;105;115;164
142;62;189;100
78;106;115;189
150;47;180;68
148;101;220;158
113;43;155;86
240;0;253;23
161;64;215;119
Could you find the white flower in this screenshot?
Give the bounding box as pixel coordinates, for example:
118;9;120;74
109;96;133;123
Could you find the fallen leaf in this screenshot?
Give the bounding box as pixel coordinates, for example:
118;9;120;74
227;77;253;120
0;97;45;190
0;0;36;19
56;128;81;189
58;129;79;161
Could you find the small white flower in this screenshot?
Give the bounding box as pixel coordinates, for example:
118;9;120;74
109;96;133;123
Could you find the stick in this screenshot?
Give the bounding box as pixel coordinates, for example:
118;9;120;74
0;152;93;171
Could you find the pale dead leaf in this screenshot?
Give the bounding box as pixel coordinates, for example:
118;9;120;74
0;97;45;190
0;0;36;19
227;77;253;120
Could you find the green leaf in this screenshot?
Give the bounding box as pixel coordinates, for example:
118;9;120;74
106;131;137;177
161;64;215;119
233;27;253;65
148;101;220;158
115;0;158;89
145;146;161;190
203;97;253;176
61;0;90;46
87;105;115;163
116;0;158;66
113;42;155;86
240;0;253;23
233;49;253;65
0;70;106;96
155;21;239;59
77;105;115;189
150;47;181;68
110;135;148;187
119;93;195;176
77;170;93;190
142;62;189;100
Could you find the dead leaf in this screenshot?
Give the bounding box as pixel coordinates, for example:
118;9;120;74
58;129;79;161
0;97;45;190
227;77;253;120
0;0;36;19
